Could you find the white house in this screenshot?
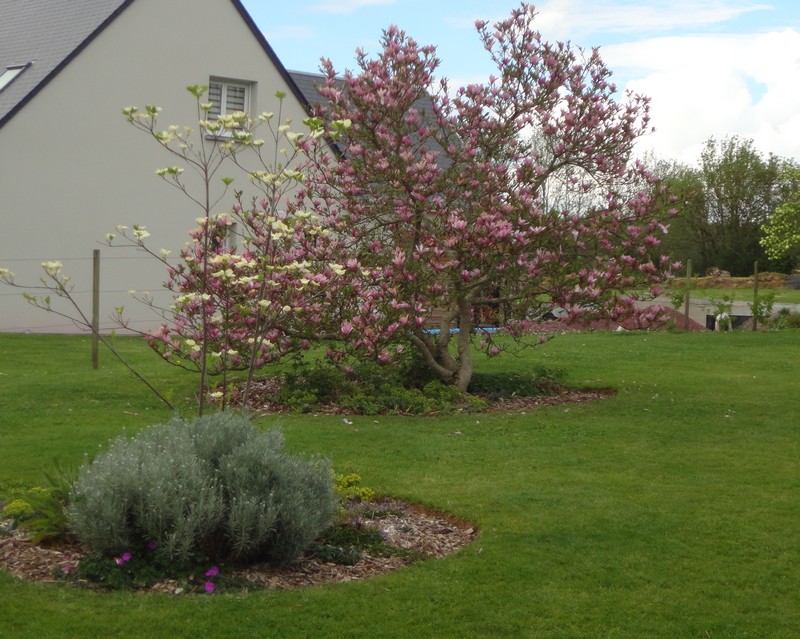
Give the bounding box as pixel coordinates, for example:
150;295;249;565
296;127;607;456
0;0;320;333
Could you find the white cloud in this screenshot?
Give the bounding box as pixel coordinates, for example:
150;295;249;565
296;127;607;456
310;0;394;14
535;0;771;41
600;29;800;163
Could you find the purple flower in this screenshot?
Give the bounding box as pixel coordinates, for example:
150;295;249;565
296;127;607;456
204;581;216;593
147;541;158;551
115;552;132;565
204;566;220;578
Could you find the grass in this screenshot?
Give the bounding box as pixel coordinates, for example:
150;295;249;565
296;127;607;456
678;287;800;304
1;330;799;638
662;276;800;304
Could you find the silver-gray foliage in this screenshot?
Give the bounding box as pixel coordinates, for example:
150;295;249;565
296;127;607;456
67;412;336;566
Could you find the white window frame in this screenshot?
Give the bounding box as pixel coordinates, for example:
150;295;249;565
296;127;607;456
207;78;251;138
224;221;239;250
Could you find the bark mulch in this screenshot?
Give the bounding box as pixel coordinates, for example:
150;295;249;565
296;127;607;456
0;499;478;593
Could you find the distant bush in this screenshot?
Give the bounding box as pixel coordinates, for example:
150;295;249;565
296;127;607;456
274;359;485;415
68;413;336;567
778;310;800;328
339;380;485;415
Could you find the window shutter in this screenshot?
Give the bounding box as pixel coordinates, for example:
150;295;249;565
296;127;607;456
225;84;246;113
208;82;223;119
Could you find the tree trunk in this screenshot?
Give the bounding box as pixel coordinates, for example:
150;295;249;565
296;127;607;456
409;298;475;393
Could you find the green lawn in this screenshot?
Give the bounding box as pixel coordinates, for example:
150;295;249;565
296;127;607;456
670;287;800;305
1;330;798;638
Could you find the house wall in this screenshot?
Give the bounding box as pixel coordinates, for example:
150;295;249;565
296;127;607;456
0;0;311;333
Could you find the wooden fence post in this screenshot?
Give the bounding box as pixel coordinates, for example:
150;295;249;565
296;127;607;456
92;249;100;369
752;260;759;331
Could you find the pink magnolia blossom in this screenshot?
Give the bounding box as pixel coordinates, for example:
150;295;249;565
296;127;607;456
293;3;678;390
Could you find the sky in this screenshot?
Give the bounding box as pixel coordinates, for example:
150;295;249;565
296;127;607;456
242;0;800;166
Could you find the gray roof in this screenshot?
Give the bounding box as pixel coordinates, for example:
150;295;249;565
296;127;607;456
288;69;439;120
288;70;334;113
0;0;133;126
0;0;311;129
288;69;447;161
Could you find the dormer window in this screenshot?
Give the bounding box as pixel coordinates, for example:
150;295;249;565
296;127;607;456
0;63;31;93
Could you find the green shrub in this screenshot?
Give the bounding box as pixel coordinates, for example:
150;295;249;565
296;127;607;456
335;472;376;504
339;381;485;415
276;363;347;411
780;310;800;328
2;498;34;523
19;488;70;545
749;291;776;326
2;463;74;544
271;359;485;415
68;413;336;567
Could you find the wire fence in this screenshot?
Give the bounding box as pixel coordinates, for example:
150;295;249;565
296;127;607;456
0;252;176;333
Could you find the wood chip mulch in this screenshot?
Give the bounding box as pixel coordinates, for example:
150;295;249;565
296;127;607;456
479;387;615;412
0;499;478;593
0;530;81;583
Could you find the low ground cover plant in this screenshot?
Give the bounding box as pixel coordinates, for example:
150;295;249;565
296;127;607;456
0;465;72;545
270;357;487;414
262;357;569;414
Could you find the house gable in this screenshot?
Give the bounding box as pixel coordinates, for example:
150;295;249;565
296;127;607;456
0;0;312;130
0;0;315;332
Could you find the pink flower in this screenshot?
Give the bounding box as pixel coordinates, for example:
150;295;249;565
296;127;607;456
205;566;220;578
204;581;216;593
340;321;354;337
115;552;132;565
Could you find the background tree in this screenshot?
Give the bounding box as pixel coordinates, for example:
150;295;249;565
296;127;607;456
760;165;800;271
297;3;679;391
700;136;787;275
646;157;706;269
647;137;797;275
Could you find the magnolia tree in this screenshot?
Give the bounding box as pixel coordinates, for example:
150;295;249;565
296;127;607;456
295;3;680;390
